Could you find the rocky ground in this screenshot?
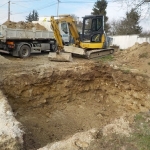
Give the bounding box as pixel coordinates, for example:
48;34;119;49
0;43;150;150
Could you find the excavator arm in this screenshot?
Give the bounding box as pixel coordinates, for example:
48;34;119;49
50;15;81;50
50;16;64;53
55;15;80;47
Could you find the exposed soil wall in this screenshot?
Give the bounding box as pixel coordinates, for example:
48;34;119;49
0;91;24;150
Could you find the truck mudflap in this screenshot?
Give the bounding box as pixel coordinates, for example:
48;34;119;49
85;48;114;59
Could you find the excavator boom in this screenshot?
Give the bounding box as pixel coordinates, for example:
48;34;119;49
50;16;64;52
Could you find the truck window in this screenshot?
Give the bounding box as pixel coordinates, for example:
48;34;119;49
61;22;68;34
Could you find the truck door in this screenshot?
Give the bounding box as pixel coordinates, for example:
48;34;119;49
59;22;70;44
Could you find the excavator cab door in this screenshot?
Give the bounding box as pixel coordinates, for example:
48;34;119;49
81;15;104;43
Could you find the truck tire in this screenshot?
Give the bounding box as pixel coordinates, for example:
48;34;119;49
19;45;31;58
51;43;57;52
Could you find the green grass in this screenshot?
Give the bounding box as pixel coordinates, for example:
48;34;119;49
92;112;150;150
134;113;144;122
132;128;150;150
131;113;150;150
122;69;130;74
99;55;114;62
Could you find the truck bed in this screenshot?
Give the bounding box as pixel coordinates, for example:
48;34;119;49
0;25;54;41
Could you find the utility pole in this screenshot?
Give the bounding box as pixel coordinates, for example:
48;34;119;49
8;1;10;21
57;0;59;17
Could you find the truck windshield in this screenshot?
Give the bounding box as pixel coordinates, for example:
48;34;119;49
61;22;68;34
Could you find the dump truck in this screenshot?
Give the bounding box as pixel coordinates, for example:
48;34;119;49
0;24;57;58
32;16;70;45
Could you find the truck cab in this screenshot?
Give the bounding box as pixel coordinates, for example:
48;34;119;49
32;17;70;45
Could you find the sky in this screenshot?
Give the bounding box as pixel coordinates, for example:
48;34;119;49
0;0;150;31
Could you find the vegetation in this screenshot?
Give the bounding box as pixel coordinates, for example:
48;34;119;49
99;55;114;62
140;31;150;37
110;9;142;35
122;69;130;74
132;113;150;150
26;10;39;22
89;112;150;150
91;0;109;33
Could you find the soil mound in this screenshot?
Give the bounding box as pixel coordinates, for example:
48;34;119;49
0;55;11;64
3;21;47;30
114;42;150;75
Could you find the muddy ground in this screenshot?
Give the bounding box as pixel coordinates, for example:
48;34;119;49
0;43;150;150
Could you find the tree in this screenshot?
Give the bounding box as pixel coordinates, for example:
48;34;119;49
109;19;122;35
70;14;78;22
125;9;142;34
26;10;39;22
91;0;109;33
113;9;142;35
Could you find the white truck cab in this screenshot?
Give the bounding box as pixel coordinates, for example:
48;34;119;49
33;17;70;45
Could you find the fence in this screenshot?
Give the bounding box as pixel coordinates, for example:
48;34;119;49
109;35;150;49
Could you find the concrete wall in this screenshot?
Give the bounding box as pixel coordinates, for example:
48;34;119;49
110;35;150;49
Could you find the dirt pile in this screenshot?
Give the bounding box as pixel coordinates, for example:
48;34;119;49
103;116;132;137
114;42;150;75
3;21;47;30
0;55;11;64
38;129;98;150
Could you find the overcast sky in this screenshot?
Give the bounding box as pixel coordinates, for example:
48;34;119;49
0;0;150;31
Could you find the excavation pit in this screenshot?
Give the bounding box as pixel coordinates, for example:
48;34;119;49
0;55;150;150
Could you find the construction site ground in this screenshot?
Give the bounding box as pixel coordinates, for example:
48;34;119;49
0;42;150;150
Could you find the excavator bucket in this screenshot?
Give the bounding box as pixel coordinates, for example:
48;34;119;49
48;52;73;62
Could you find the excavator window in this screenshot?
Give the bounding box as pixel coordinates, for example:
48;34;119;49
91;19;97;31
84;19;92;30
83;17;102;35
82;16;103;43
91;18;102;31
91;34;101;42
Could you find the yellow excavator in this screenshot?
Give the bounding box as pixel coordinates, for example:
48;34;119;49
48;15;114;61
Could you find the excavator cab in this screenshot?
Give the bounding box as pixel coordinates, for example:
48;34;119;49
81;15;104;44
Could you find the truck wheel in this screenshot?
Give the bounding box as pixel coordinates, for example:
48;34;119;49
51;43;57;52
19;45;31;58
